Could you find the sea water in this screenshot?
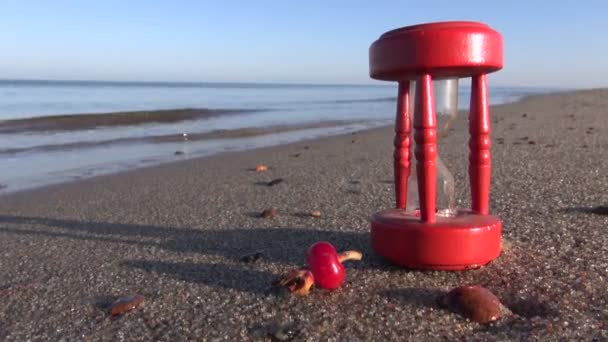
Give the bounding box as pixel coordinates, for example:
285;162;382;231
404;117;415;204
0;79;550;193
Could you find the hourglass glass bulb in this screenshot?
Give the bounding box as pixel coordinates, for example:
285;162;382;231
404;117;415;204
406;77;459;217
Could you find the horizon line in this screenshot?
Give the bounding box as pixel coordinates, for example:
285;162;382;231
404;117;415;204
0;77;566;89
0;78;392;88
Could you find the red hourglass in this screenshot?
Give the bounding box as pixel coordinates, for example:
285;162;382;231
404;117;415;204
369;21;504;270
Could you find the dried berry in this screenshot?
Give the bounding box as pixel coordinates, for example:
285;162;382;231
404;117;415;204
272;269;314;296
255;164;268;172
261;208;277;218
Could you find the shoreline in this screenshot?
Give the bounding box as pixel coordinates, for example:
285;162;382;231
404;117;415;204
0;88;587;196
0;120;390;195
1;123;390;198
0;84;554;195
0;88;607;339
0;119;369;156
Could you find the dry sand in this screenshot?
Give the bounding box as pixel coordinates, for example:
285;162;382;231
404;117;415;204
0;89;607;340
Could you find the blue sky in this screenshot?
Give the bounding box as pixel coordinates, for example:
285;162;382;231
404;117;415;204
1;1;607;87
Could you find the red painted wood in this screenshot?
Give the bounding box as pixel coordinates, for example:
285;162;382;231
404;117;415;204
368;21;503;270
370;21;503;80
414;75;437;223
394;81;411;209
469;74;491;215
371;209;501;270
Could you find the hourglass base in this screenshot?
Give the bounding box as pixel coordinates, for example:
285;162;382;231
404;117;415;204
371;209;501;270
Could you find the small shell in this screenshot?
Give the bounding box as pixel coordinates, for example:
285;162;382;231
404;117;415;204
442;285;502;323
109;294;145;316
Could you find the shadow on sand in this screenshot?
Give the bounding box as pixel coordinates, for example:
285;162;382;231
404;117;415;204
0;215;392;294
378;287;445;309
558;205;608;216
123;260;279;294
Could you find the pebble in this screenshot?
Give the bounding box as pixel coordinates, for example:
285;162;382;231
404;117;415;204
442;285;503;324
267;178;284;186
252;322;301;341
271;324;300;341
109;294;145;316
0;281;40;296
240;251;265;263
174;151;184;155
261;208;278;218
590;206;608;216
501;239;513;253
255;164;268;172
310;210;322;218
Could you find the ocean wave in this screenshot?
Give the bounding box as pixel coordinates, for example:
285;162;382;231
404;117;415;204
329;97;397;104
0;108;264;133
0;120;365;155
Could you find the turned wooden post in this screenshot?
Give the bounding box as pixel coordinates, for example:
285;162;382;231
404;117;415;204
469;74;491;215
393;81;411;209
414;74;437;223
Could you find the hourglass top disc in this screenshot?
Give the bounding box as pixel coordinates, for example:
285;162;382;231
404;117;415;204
369;21;503;80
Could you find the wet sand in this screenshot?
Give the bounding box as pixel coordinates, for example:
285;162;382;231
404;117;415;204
0;120;365;156
0;89;607;340
0;108;262;133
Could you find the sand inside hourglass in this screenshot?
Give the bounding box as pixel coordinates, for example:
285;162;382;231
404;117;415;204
406;78;459;217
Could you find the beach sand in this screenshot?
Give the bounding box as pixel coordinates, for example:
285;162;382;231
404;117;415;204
0;89;607;340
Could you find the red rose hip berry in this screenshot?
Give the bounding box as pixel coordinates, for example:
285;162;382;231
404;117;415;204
306;241;362;290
